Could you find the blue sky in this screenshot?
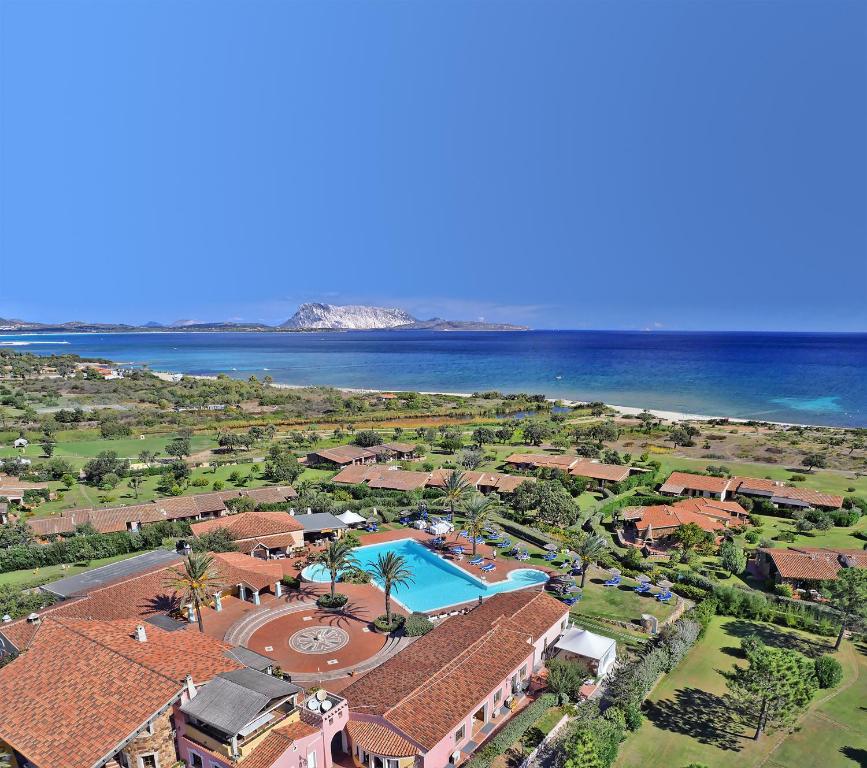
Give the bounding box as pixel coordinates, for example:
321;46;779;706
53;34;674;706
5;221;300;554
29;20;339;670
1;0;865;331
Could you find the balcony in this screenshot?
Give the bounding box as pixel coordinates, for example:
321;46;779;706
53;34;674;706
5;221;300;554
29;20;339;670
184;703;300;759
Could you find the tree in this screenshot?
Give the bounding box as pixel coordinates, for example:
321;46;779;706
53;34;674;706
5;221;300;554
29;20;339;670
82;451;129;486
801;452;828;472
462;494;498;556
673;522;713;552
719;540;747;575
588;420;619;446
40;440;55;458
127;473;144;499
726;640;817;740
535;481;579;528
458;448;484;470
471;426;495;448
439;429;464;453
495;425;515;444
191;528;238;554
166;437;191;460
637;410;655;432
165;553;223;633
571;533;608;588
546;657;591;702
264;446;303;484
436;470;472;516
564;728;603;768
825;568;867;650
353;430;382;448
368;551;414;625
670;423;700;447
522;419;554;446
318;538;360;599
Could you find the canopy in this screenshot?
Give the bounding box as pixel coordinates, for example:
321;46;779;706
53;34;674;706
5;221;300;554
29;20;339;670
336;510;366;526
428;520;453;535
554;627;616;661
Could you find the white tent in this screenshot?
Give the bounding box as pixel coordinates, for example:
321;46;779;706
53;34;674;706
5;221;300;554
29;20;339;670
336;510;366;527
554;626;617;678
428;519;454;535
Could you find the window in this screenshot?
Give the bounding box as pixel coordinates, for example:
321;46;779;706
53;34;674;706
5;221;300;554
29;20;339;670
139;756;158;768
189;753;204;768
519;665;528;679
494;689;502;705
455;725;466;743
308;751;317;768
387;760;399;768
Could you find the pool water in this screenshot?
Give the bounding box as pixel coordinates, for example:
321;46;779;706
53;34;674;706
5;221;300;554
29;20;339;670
301;538;549;612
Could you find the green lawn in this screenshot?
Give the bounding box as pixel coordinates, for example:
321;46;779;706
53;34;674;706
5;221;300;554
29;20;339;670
740;513;867;551
575;564;676;623
0;551;149;589
614;616;866;768
0;433;216;463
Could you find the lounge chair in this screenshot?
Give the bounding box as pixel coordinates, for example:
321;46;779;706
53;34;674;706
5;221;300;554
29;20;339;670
562;595;582;606
634;583;651;594
543;552;558;562
399;517;411;525
458;530;469;539
469;556;484;566
480;563;496;572
498;539;512;548
603;576;621;587
656;590;673;602
516;552;530;561
451;546;464;555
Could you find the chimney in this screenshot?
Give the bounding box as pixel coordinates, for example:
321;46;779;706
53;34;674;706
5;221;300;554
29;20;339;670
26;613;40;625
289;508;295;516
2;615;11;623
185;674;197;699
134;625;147;642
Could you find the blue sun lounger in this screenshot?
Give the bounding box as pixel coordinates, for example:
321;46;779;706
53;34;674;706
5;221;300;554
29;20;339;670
451;546;464;555
469;556;484;566
603;575;621;587
562;594;582;606
634;582;651;594
480;563;496;572
656;590;673;602
498;539;512;548
543;552;558;562
458;530;469;538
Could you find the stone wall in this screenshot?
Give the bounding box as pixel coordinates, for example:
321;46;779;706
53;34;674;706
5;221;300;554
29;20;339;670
122;708;177;768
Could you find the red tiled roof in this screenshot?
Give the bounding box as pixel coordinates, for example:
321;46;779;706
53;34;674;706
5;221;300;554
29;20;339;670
632;504;727;535
0;617;242;768
761;546;867;581
243;485;298;504
331;464;376;484
210;552;284;591
568;461;631;483
380;442;417;454
731;477;843;509
240;720;319;768
311;446;379;464
342;590;567;750
504;453;578;470
346;721;419;757
190;511;304;540
659;471;730;494
674;498;749;520
367;470;431;492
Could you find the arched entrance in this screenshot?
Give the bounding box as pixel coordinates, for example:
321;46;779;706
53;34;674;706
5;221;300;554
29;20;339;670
330;730;347;762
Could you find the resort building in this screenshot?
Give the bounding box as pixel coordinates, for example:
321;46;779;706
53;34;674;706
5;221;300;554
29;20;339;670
567;461;632;490
25;486;298;538
0;475;51;505
377;442;421;461
504;453;582;472
339;590;569;768
658;471;730;500
306;446;379;468
191;511;306;559
621;498;748;547
754;546;867;589
332;465;532;495
658;471;843;510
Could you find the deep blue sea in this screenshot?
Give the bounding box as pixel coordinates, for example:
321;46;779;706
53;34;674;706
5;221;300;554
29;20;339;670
2;331;866;427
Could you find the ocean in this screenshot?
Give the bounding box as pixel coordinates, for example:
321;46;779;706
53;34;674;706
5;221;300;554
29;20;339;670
2;330;866;427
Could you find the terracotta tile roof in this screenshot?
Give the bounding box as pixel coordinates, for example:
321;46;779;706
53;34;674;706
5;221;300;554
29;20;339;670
568;461;631;483
342;590;567;750
241;720;320;768
761;546;867;581
0;617;242;768
659;471;731;495
311;446;379;464
632;504;727;536
674;498;749;520
346;721;419;757
504;453;578;471
331;464;376;484
210;552;284;591
380;442;417;454
367;470;431;492
0;566;187;652
190;511;304;541
243;485;298;504
235;532;304;555
731;477;843;509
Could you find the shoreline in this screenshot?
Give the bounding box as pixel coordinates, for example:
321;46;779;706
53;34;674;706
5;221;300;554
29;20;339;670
151;371;837;430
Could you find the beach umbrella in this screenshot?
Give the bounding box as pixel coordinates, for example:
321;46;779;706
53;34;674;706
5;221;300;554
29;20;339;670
657;579;672;590
608;568;621;577
544;543;559;552
637;574;651;584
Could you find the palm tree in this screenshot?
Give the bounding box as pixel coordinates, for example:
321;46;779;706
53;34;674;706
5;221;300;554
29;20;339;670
462;493;498;557
318;538;360;599
368;552;414;626
436;470;472;518
165;553;223;633
572;533;608;588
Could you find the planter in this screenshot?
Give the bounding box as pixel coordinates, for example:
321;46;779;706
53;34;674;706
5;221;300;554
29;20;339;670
373;614;406;634
316;593;349;612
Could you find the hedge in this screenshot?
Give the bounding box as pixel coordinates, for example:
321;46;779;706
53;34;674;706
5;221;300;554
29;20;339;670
493;516;558;548
463;693;558;768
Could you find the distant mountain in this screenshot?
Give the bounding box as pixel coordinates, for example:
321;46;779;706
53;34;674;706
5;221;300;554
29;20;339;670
281;303;416;330
281;303;527;331
143;321;165;328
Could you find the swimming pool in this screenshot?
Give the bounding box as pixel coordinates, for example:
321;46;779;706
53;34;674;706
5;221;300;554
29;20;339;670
301;538;549;613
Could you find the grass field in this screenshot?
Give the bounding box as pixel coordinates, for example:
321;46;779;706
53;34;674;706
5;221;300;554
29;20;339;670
575;564;676;622
614;617;867;768
741;513;867;551
0;551;147;589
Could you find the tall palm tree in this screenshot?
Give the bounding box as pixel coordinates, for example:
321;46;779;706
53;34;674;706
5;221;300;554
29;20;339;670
572;533;608;588
368;552;414;626
462;493;498;557
166;553;223;633
436;470;472;518
318;538;360;599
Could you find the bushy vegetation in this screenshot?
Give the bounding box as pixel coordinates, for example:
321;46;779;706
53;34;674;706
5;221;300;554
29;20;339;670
813;655;843;689
404;612;435;636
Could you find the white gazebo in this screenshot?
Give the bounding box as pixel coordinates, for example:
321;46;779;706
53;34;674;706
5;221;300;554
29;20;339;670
428;519;454;536
553;625;617;678
336;510;367;528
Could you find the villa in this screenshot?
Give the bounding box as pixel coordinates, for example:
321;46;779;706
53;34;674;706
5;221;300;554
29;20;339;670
191;511;306;559
622;497;748;547
339;590;569;768
0;475;50;505
754;546;867;589
306;446;380;468
331;466;532;495
658;471;843;510
504;455;637;489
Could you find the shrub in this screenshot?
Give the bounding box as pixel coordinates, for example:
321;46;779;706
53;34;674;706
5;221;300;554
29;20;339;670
373;614;405;633
546;658;591;702
622;702;643;731
814;655;843;689
316;593;348;610
774;583;793;598
404;612;435;637
281;575;301;590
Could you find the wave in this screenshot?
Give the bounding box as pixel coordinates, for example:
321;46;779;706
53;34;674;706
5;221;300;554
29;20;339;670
0;340;71;346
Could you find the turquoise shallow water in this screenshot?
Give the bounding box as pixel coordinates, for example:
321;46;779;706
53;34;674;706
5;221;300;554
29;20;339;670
1;330;865;426
301;538;549;612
